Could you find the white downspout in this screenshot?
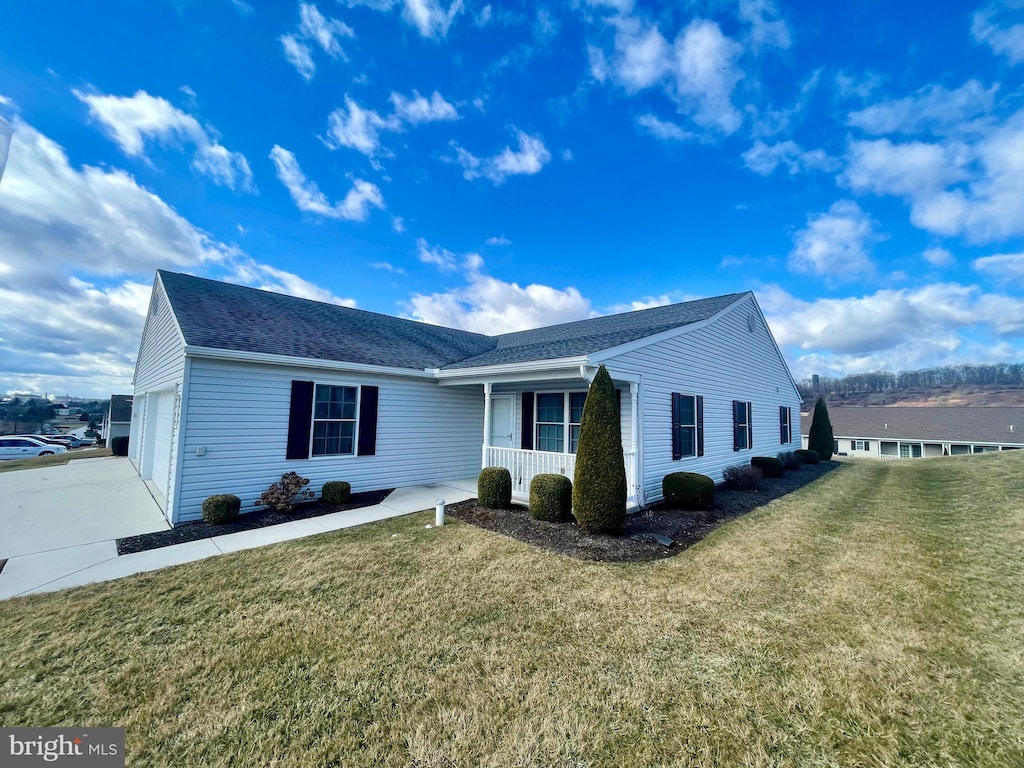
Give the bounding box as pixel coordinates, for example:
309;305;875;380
630;381;639;506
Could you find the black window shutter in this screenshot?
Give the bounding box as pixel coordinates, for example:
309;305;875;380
671;393;682;460
616;389;622;419
732;400;741;451
521;392;534;450
357;385;379;456
747;401;753;449
286;380;314;460
780;406;786;443
696;395;704;457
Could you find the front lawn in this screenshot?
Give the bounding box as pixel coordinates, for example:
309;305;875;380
1;454;1022;767
0;446;112;473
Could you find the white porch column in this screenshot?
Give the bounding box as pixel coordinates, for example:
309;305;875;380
482;382;492;468
630;381;639;501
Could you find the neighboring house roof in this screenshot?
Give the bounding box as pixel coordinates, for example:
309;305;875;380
156;270;748;371
800;406;1024;445
108;394;134;423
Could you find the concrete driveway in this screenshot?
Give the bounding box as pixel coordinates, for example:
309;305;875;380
0;456;168;560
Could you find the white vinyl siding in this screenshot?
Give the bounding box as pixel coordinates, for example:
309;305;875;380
602;295;801;504
175;359;484;524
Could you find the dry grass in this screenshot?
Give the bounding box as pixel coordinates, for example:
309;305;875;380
1;454;1022;767
0;447;112;473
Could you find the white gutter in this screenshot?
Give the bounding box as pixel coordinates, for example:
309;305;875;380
183;345;435;378
432;355;589;380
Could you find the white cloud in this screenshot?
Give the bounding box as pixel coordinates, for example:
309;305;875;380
369;261;406;274
636;114;692;142
298;2;354;56
408;254;592;334
485;235;511;245
738;0;791;50
226;259;355;306
416;238;459;271
388;90;459;124
584;0;635;13
391;215;405;233
280;35;316;80
0;116;12;185
340;0;463;37
742;140;839;175
923;247;956;267
672;20;744;134
759;282;1024;378
281;3;354;80
325;96;398;156
847;80;998;136
269;145;384;220
972;1;1024;64
587;45;609;82
74;89;254;192
610;16;671;91
789;200;882;281
455;130;551;184
973;252;1024;282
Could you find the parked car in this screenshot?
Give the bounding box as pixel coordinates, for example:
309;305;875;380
0;436;69;460
77;436;97;447
34;435;73;447
57;435;83;448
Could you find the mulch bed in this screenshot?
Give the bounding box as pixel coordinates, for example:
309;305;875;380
116;489;393;555
447;462;838;563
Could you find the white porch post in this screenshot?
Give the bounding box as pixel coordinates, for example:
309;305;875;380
630;381;639;502
482;382;492;468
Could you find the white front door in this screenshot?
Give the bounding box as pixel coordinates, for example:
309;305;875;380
489;395;514;448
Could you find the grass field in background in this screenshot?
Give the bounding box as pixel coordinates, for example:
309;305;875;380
0;447;112;473
1;453;1022;767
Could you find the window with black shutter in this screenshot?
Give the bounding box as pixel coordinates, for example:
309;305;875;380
671;393;701;460
733;400;752;451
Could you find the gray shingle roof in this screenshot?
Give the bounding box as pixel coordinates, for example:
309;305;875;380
442;293;746;369
157;271;746;371
109;394;133;423
158;271;495;369
799;406;1024;445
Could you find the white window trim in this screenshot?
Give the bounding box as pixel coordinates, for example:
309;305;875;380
535;391;587;455
780;406;791;444
309;383;361;459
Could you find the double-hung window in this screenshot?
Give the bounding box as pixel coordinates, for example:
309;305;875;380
733;400;752;451
535;392;587;453
779;406;791;444
671;393;704;459
312;384;358;456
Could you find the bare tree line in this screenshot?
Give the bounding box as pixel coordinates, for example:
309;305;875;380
797;363;1024;399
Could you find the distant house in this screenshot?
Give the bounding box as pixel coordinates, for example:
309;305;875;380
130;270;802;525
800;406;1024;458
103;395;133;442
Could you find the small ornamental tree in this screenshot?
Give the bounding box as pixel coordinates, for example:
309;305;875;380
808;397;834;461
571;365;627;534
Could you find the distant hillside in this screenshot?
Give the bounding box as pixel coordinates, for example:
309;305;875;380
797;364;1024;409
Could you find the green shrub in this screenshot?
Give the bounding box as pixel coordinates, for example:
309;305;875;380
723;464;763;490
808;397;834;461
662;472;714;511
201;494;241;524
110;436;129;456
529;474;573;522
478;467;512;509
751;456;785;478
257;471;313;513
321;481;351;504
795;448;820;465
572;365;627;534
778;451;801;471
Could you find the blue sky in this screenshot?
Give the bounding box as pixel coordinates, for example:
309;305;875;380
1;0;1023;398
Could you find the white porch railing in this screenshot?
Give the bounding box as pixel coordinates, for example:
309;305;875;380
483;446;638;505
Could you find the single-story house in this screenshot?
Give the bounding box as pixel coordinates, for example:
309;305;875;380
130;270;802;525
103;395;133;442
800;406;1024;458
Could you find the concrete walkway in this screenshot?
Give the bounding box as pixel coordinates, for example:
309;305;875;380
0;475;477;600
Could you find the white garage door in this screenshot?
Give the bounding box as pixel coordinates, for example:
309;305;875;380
151;391;175;499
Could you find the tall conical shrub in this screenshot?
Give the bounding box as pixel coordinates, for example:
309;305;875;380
572;365;627;533
807;396;834;461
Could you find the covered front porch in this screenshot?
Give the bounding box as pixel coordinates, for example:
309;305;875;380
437;362;640;507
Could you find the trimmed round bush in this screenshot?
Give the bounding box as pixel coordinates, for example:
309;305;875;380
724;464;763;490
795;448;821;465
478;466;512;509
110;435;129;456
202;494;241;525
662;472;714;511
529;474;572;522
322;481;351;504
751;456;785;479
778;451;801;471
